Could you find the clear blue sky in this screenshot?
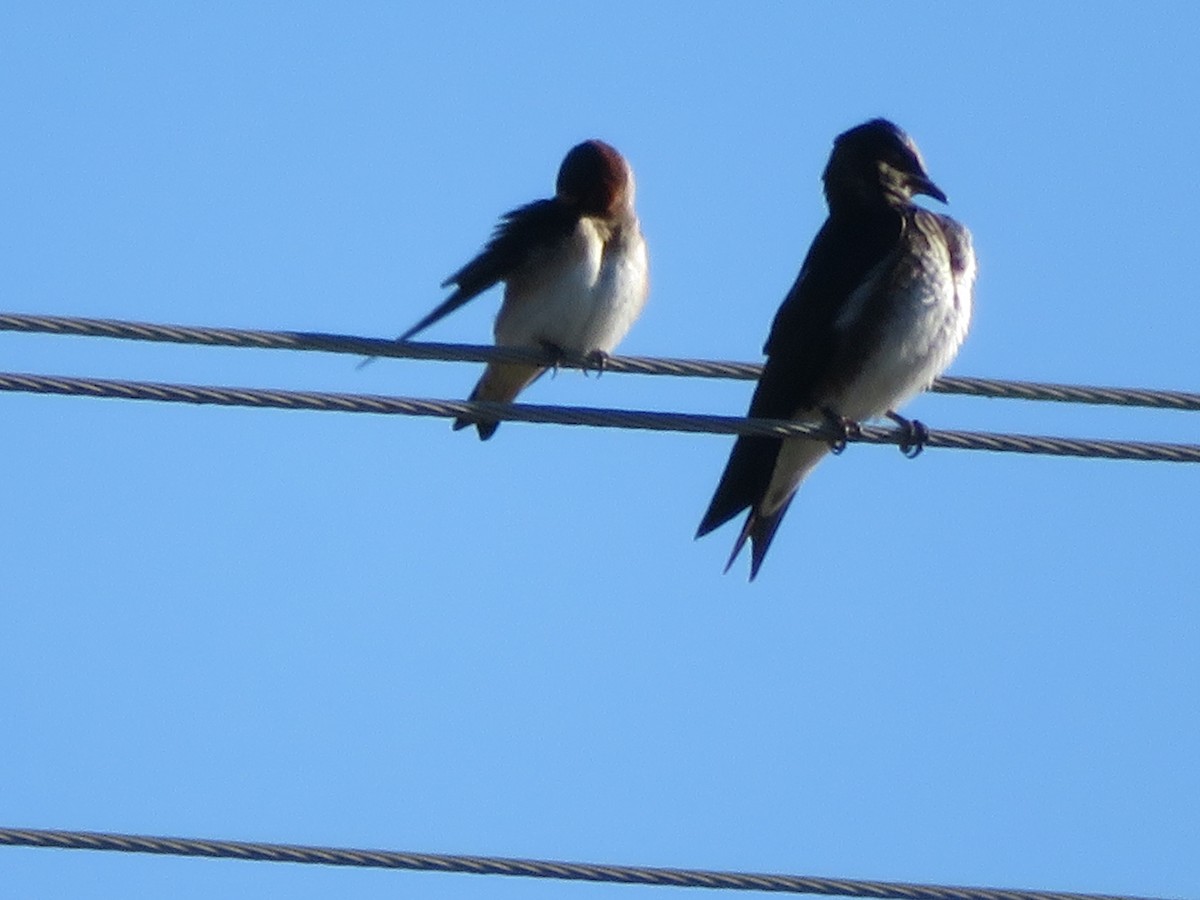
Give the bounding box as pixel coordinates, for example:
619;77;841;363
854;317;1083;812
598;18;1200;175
3;4;1197;898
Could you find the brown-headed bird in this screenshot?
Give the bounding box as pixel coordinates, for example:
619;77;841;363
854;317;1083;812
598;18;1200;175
400;140;649;440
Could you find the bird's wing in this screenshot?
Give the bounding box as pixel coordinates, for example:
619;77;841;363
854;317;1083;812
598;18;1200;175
754;211;904;416
399;199;579;341
697;211;904;538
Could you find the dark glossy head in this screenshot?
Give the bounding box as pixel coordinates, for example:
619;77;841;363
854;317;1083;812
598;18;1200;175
823;118;947;208
556;140;634;217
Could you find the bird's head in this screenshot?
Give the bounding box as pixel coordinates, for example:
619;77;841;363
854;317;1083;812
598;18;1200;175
823;118;947;209
556;140;635;217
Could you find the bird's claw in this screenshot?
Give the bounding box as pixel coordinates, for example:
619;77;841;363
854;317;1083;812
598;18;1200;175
539;340;567;377
822;408;861;455
583;349;609;378
886;411;928;458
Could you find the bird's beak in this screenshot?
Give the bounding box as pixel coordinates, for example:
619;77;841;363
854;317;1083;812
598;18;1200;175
911;174;948;204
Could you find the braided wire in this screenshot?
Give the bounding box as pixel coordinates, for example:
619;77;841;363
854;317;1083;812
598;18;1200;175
0;827;1166;900
2;372;1197;463
3;312;1198;411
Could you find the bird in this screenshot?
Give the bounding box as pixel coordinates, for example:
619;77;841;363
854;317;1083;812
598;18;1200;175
398;139;649;440
696;118;976;580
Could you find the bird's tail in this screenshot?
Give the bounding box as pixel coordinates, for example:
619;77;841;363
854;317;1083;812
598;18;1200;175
697;436;779;539
453;362;545;440
705;434;829;580
726;494;796;581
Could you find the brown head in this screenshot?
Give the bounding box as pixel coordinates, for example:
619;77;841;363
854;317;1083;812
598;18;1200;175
555;139;634;217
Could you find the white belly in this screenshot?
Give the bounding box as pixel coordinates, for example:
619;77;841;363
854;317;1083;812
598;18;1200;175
834;216;975;421
760;214;975;518
494;218;649;355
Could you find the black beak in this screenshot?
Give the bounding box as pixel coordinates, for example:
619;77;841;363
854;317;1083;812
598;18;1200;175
911;173;948;204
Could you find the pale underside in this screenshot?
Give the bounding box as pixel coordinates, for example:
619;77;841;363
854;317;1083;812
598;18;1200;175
761;212;976;516
496;214;649;355
466;212;649;410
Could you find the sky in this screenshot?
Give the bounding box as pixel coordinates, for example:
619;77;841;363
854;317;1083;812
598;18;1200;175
2;4;1198;899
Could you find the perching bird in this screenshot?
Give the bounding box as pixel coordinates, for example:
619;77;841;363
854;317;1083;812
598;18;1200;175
399;139;649;440
696;118;976;580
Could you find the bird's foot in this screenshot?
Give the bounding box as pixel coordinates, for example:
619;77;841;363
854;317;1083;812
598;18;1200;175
821;407;862;455
886;410;928;458
539;340;567;377
582;349;609;378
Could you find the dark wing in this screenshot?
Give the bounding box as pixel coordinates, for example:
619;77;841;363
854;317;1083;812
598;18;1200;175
696;211;903;539
399;198;579;341
756;211;904;413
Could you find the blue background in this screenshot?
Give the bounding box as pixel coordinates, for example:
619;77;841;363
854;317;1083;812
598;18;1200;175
2;4;1197;898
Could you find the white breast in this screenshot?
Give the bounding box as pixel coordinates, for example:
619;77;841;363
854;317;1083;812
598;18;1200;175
837;212;975;421
493;216;649;355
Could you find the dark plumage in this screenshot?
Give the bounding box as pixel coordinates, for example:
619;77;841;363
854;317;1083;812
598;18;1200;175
697;119;976;580
398;200;578;344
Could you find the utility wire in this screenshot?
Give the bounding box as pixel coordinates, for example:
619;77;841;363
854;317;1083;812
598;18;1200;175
0;826;1169;900
3;311;1198;412
3;371;1198;463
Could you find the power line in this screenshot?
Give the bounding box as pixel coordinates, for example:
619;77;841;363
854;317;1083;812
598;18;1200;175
0;826;1167;900
3;371;1198;463
2;323;1192;896
3;311;1198;411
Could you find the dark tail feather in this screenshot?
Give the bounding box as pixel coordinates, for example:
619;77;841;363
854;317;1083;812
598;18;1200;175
399;287;477;342
746;495;795;580
699;434;791;579
723;513;755;574
452;380;500;440
452;361;543;441
722;495;796;580
452;416;498;440
356;286;479;370
696;436;780;538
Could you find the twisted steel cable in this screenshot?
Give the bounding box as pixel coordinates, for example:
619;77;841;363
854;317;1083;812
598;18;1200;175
3;312;1198;411
0;827;1168;900
2;372;1198;463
